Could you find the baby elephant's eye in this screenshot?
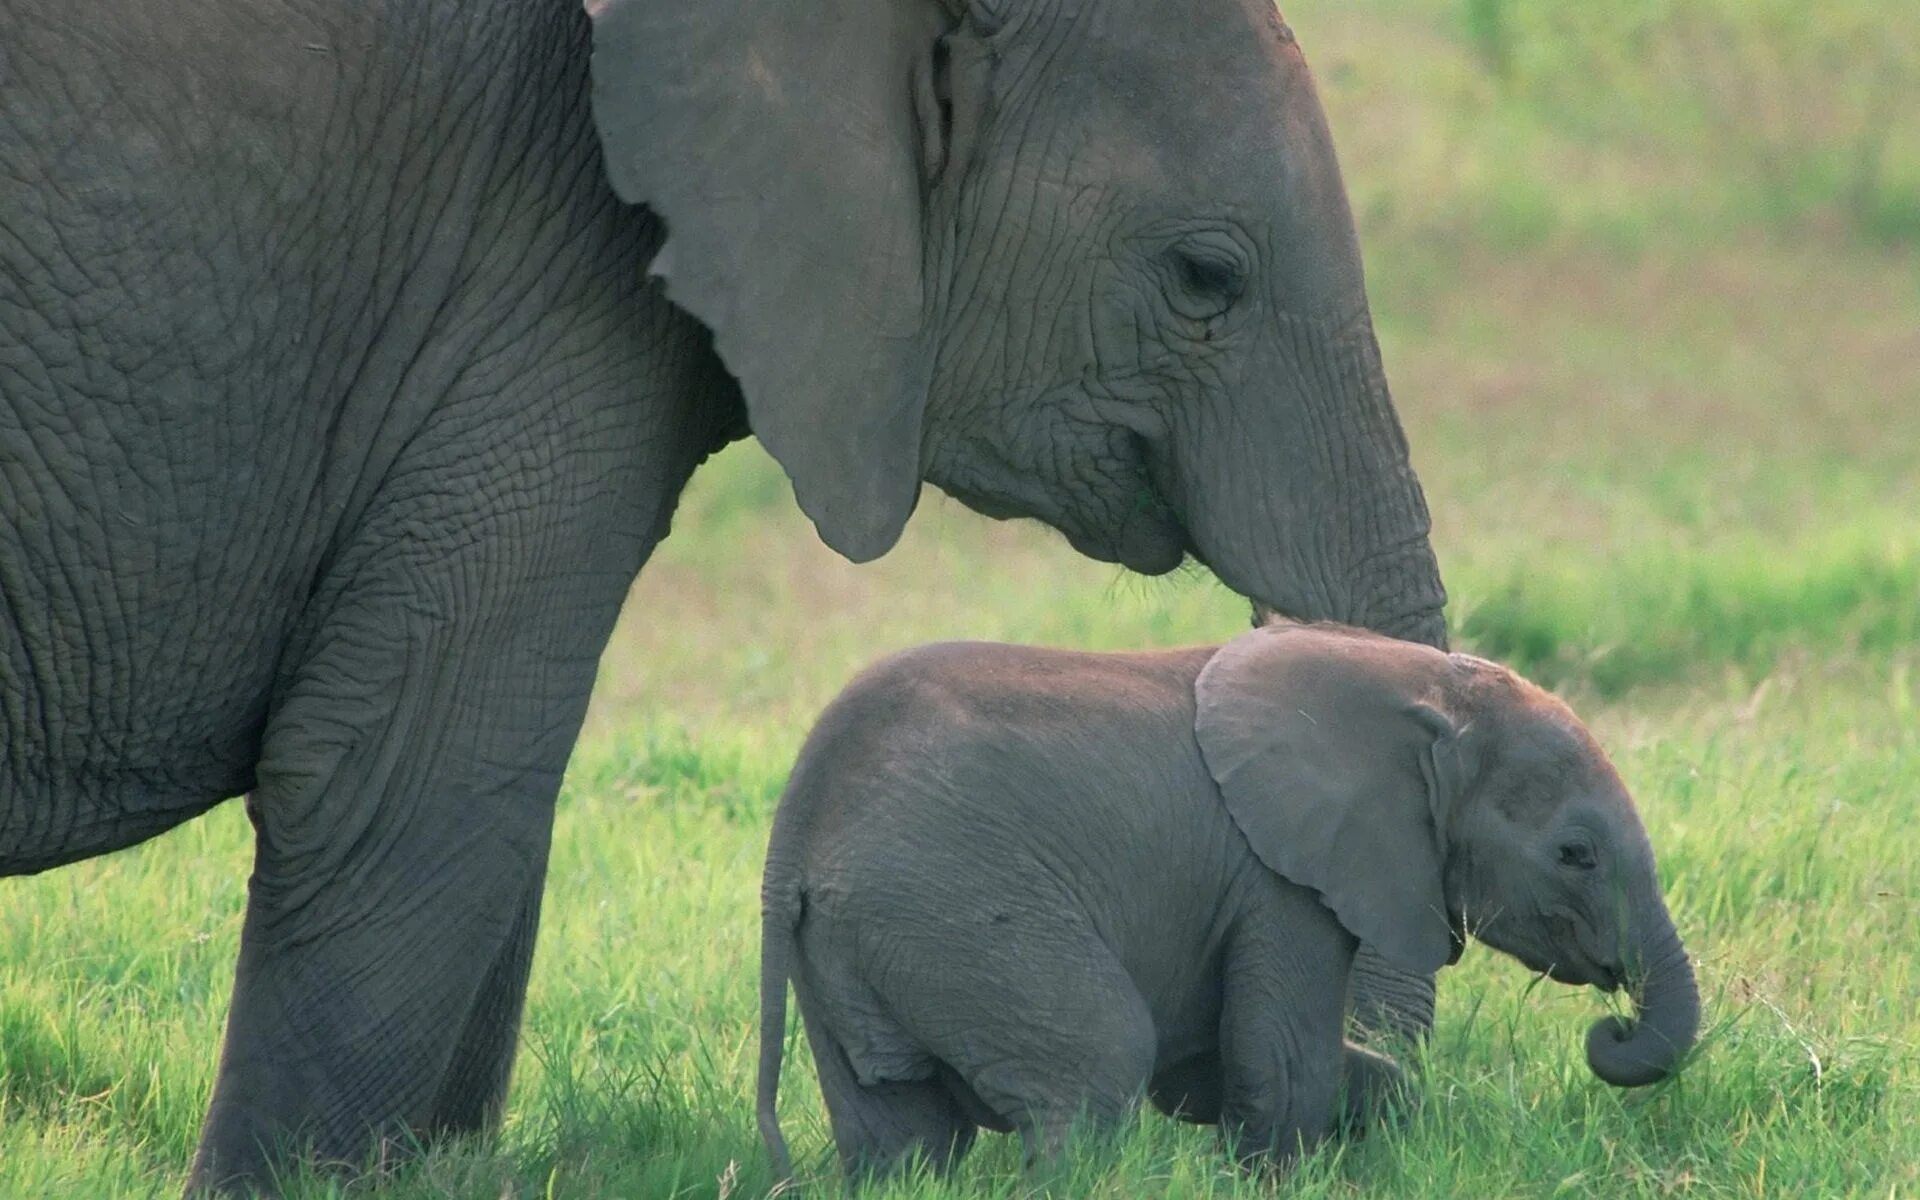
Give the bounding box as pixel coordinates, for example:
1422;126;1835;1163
1557;842;1598;871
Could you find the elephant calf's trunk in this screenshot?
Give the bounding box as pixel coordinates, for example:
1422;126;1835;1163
1585;923;1700;1087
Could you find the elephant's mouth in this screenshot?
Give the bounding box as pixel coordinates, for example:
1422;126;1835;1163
1545;959;1622;992
1542;913;1624;991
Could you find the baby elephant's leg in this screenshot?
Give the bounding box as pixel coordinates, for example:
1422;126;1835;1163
833;1078;977;1182
1150;1046;1404;1138
1337;1041;1413;1136
1148;1050;1223;1124
795;989;975;1182
1217;899;1357;1166
907;927;1157;1171
1005;989;1157;1171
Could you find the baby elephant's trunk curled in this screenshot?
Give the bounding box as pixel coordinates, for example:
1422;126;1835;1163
1585;908;1699;1087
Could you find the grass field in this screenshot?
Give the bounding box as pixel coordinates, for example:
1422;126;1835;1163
4;1;1917;1196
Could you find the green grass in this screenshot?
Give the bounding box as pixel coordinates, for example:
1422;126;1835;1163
6;678;1917;1198
5;2;1918;1196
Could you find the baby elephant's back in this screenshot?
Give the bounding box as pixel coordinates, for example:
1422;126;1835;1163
770;641;1241;934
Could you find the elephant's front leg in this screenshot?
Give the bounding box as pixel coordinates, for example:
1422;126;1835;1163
1147;1051;1222;1124
1150;1042;1407;1139
186;458;653;1193
1216;895;1357;1167
1348;944;1437;1044
1336;1041;1410;1136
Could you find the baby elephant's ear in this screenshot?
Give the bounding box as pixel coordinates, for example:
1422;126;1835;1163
1194;625;1460;975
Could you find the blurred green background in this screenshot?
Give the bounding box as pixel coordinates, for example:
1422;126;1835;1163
3;2;1915;1195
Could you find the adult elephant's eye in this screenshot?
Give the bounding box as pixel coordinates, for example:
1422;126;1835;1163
1164;236;1250;321
1175;250;1242;299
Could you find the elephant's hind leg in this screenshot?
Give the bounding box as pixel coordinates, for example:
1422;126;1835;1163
794;985;977;1183
898;922;1157;1170
999;986;1157;1170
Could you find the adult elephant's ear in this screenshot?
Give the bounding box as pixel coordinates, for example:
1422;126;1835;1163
1194;625;1465;975
587;0;949;561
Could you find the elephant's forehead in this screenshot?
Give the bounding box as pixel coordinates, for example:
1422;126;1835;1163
1043;0;1319;165
1486;713;1613;808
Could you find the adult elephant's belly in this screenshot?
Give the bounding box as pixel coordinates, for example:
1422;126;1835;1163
0;156;412;873
2;0;542;874
0;5;358;872
0;384;323;874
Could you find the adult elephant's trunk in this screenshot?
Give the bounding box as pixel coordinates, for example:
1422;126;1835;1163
1366;593;1449;649
1162;15;1446;653
1186;314;1448;653
1585;907;1700;1087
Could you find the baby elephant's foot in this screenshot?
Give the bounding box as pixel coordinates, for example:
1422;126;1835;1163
1337;1042;1417;1138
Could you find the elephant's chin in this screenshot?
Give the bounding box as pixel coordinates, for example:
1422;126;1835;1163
1062;512;1187;576
933;480;1186;574
1115;523;1189;576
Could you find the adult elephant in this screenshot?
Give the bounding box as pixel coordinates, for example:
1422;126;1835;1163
0;0;1447;1190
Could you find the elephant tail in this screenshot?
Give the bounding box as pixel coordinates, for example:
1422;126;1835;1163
757;874;801;1182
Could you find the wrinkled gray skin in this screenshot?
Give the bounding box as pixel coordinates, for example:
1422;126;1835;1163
759;624;1699;1180
2;0;1445;1189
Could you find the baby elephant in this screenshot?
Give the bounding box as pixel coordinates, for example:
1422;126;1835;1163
757;622;1699;1180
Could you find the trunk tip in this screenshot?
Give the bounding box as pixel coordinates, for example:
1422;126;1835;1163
1585;1015;1686;1088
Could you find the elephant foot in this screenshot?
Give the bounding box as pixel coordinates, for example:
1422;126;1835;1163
185;863;548;1197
